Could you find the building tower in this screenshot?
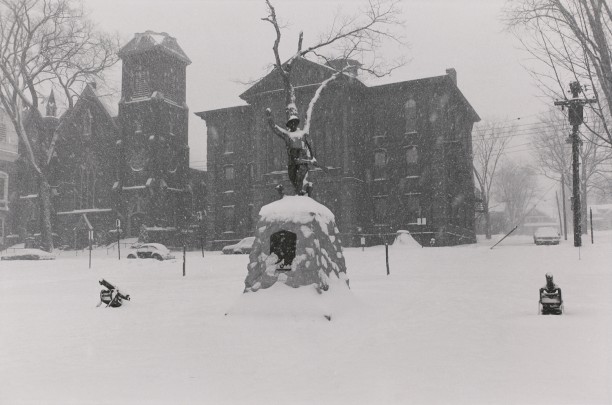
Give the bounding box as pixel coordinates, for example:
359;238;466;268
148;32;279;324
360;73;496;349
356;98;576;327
114;31;192;237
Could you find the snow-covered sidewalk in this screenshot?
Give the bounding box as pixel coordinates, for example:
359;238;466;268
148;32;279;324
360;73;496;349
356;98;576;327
1;233;611;404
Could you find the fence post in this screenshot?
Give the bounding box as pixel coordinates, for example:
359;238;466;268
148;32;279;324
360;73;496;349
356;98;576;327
385;243;390;276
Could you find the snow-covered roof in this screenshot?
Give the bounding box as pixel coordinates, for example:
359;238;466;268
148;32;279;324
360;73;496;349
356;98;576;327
118;31;191;65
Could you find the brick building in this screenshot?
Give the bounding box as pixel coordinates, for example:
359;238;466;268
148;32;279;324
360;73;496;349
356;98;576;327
196;58;480;248
11;31;204;248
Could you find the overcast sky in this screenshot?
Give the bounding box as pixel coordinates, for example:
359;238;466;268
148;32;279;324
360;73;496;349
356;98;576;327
82;0;550;171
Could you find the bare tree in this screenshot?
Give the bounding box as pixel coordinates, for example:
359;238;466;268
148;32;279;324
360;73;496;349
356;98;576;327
505;0;612;147
532;107;612;232
262;0;406;121
494;161;539;231
0;0;119;251
472;119;514;239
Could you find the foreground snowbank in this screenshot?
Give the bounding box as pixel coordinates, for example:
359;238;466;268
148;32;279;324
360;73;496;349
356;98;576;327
1;233;611;404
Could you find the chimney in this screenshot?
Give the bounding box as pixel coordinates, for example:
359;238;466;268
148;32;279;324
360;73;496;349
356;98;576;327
446;68;457;86
326;59;361;77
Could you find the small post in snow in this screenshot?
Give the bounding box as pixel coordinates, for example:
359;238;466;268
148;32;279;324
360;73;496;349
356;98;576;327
116;219;121;260
385;242;390;275
361;236;365;252
183;244;186;277
197;211;204;258
88;229;93;269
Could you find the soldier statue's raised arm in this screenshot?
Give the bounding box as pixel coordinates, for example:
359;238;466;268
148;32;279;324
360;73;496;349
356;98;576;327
265;107;316;196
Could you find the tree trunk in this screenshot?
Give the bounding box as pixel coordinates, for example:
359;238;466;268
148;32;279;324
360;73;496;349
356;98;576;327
37;175;54;252
484;207;492;239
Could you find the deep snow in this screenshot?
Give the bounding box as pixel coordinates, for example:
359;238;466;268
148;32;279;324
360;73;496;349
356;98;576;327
1;233;611;405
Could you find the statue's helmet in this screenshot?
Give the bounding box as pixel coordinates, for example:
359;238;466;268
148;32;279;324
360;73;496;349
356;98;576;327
545;273;554;281
286;115;300;127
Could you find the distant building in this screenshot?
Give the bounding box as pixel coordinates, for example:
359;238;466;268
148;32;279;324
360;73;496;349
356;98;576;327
196;58;480;248
589;204;612;230
518;208;558;235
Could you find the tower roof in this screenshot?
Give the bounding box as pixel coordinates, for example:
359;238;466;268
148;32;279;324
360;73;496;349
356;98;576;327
118;31;191;65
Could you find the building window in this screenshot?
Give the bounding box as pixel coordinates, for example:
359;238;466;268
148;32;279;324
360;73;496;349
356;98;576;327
133;65;150;98
224;133;234;154
223;205;235;232
373;150;388;180
405;195;420;224
404;99;417;133
373;197;388;225
0;172;8;205
0;114;6;143
79;163;96;209
224;165;235;181
83;109;92;137
223;165;235;191
405;146;418;176
247;162;255;182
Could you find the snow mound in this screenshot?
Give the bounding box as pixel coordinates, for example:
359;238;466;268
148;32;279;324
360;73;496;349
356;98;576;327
1;248;56;260
392;230;422;248
245;196;349;293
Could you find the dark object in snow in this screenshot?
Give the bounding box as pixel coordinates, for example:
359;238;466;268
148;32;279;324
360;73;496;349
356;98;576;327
265;108;316;196
275;184;284;197
270;230;297;271
539;273;563;315
98;279;130;308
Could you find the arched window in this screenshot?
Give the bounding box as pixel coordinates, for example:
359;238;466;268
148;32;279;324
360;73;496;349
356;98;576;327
405;146;418;176
83;109;92;137
133;65;150;98
404;99;417;134
79;162;96;209
223;165;235;191
247;162;255;183
373;150;388;180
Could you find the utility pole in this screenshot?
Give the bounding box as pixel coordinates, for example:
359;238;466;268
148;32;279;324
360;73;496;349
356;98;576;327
554;82;596;247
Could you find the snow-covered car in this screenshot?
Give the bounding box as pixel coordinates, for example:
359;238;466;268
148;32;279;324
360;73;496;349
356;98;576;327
127;243;175;260
533;227;560;245
222;237;255;254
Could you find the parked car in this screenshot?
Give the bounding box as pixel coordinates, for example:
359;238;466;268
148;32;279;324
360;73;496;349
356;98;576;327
533;227;560;245
222;237;255;255
127;243;175;260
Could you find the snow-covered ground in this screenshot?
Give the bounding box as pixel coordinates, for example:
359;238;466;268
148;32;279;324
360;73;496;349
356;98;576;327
1;232;611;404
